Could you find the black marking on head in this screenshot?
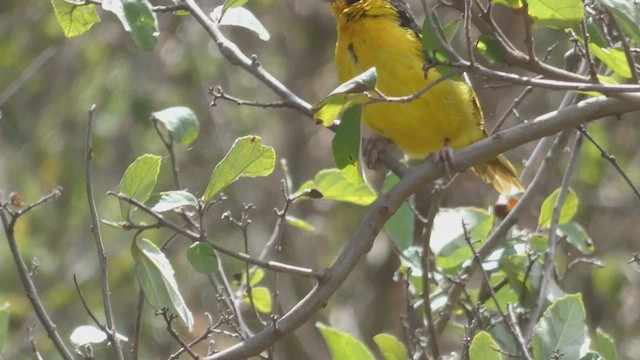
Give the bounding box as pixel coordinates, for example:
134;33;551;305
346;0;360;5
348;43;359;64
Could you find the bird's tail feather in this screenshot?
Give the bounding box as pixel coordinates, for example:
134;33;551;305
472;155;525;195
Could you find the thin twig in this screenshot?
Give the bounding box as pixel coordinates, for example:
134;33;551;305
28;325;44;360
108;192;325;279
366;70;463;104
578;125;640;201
419;186;443;359
526;133;584;339
85;104;125;360
462;222;534;360
606;10;639;83
1;192;74;360
520;0;538;65
132;290;145;360
0;46;57;107
159;308;199;359
151;118;181;189
579;8;600;82
210;86;291;109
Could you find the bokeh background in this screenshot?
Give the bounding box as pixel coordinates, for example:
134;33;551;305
1;0;640;358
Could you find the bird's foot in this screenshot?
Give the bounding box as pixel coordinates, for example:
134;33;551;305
434;138;454;177
363;137;392;170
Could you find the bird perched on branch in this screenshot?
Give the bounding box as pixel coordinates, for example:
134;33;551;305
328;0;524;195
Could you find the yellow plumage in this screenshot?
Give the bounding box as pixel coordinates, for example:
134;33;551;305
329;0;524;195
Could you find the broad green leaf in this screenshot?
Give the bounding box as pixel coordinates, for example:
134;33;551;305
581;352;606;360
317;323;376;360
422;13;458;76
51;0;100;38
239;268;265;287
187;242;218;274
476;34;505;65
499;253;539;308
442;19;461;41
70;325;128;346
588;45;632;79
116;0;159;51
119;154;162;218
373;333;408;360
383;173;414;250
469;331;506;360
151;106;200;145
558;221;594;255
528;0;585;29
0;303;8;352
70;325;106;346
132;238;194;330
311;68;377;127
493;0;522;8
308;168;377;205
221;0;248;16
285;215;316;232
532;294;588;360
211;6;270;41
203;136;275;202
432;207;494;272
332;105;363;185
244;286;272;313
595;0;640;46
146;191;198;212
591;328;618;360
538;188;578;228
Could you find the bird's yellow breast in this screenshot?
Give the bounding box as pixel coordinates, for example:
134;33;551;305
334;8;486;158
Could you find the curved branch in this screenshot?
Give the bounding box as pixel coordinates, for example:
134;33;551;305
181;0;312;116
204;94;640;360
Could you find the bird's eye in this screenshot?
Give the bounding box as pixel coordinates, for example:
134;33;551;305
346;0;360;5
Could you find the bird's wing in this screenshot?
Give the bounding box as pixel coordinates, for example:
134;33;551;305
390;0;422;38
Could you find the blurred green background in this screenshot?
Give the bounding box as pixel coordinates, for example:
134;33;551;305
1;0;640;358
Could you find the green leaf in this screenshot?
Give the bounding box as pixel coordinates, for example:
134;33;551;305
119;154;162;219
528;0;585;28
146;191;198;212
332;105;363;185
311;68;377;127
476;34;505;65
591;328;618;360
373;333;408;360
383;173;414;250
588;45;632;79
151;106;200;145
492;0;522;8
244;286;272;313
285;215;316;232
187;242;218;274
581;352;606;360
211;6;270;41
70;325;128;346
595;0;640;46
558;221;594;255
0;303;8;352
241;268;265;287
532;293;588;360
221;0;248;16
116;0;159;51
308;168;377;206
469;331;506;360
432;207;494;272
132;238;194;330
317;323;376;360
203;136;275;202
422;13;458;76
538;187;579;228
51;0;100;38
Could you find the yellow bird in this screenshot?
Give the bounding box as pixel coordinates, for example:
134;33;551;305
328;0;524;194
